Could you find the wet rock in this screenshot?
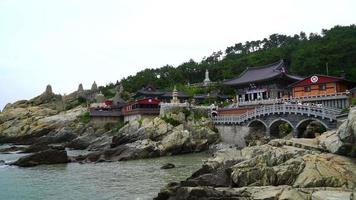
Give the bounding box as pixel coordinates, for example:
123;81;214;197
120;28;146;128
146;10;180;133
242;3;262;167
13;149;69;167
161;163;175;169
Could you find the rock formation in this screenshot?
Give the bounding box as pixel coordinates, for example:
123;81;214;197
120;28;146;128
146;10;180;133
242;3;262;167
13;149;69;167
155;107;356;200
74;111;220;163
318;106;356;157
155;139;356;199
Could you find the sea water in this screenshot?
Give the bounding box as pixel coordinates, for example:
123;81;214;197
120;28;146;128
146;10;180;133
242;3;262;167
0;145;208;200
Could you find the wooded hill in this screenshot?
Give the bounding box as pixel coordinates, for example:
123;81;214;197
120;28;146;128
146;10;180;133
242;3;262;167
104;25;356;97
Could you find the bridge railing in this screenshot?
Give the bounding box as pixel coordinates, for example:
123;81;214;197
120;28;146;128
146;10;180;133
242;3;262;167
212;104;341;124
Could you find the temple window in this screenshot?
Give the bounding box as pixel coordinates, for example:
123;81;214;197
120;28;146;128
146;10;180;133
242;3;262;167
304;86;311;92
319;84;326;91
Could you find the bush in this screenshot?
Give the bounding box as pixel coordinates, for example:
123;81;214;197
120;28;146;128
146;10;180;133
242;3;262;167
80;112;90;124
278;122;292;137
352;98;356;106
77;96;87;104
161;115;181;127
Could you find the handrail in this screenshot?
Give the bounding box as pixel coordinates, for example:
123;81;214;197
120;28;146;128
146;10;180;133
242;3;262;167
213;104;341;125
237;92;349;106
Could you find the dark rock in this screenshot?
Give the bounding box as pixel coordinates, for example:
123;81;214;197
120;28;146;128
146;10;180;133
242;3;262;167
13;149;69;167
21;143;64;153
0;146;25;153
36;128;77;144
0;160;5;165
66;138;90;150
161;163;175;169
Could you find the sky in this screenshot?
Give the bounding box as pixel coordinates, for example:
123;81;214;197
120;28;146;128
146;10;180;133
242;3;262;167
1;0;356;110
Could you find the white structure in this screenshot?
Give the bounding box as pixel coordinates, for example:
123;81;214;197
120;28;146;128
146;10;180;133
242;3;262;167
203;69;211;86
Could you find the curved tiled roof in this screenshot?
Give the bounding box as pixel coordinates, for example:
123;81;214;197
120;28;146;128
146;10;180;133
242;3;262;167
223;60;302;86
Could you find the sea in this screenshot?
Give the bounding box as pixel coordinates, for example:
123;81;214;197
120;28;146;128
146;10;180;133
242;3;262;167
0;144;208;200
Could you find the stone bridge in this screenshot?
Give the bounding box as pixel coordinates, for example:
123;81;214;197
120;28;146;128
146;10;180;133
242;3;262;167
213;104;344;137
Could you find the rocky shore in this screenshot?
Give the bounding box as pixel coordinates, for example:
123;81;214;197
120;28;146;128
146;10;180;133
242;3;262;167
155;107;356;200
0;91;220;166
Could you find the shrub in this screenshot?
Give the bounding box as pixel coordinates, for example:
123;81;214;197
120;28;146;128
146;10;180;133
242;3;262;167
80;112;90;124
278;122;292;137
352;98;356;106
161;115;181;127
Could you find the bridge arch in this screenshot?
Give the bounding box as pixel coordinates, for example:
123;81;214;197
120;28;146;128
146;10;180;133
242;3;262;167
295;118;328;138
268;118;294;138
247;119;268;135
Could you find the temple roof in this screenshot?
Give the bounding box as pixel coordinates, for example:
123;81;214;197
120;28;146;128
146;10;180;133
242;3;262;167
223;60;302;86
289;74;356;87
135;85;165;96
350;87;356;93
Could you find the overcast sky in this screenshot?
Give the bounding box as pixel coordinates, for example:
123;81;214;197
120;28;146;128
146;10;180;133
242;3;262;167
1;0;356;110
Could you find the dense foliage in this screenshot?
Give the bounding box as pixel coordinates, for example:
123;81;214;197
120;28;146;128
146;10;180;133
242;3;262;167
117;25;356;94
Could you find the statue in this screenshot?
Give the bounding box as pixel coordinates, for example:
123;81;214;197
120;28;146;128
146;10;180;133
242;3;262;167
203;69;211;86
91;81;98;91
78;83;84;92
171;86;179;104
45;84;53;95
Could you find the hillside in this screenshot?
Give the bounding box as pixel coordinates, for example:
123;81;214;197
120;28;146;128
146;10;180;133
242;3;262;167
118;25;356;95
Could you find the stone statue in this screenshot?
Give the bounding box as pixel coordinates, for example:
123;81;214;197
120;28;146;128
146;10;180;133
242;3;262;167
91;81;98;91
95;91;105;103
78;83;84;92
45;84;53;95
203;69;211;86
171;86;179;104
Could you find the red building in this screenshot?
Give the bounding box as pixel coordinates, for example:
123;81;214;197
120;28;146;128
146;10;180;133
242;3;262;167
290;75;354;97
122;98;161;122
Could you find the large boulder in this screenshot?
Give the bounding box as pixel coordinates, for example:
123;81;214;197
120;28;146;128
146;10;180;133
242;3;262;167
319;107;356;157
13;149;69;167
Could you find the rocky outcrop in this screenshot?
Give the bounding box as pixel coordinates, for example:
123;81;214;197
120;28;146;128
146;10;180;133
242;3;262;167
318;107;356;157
0;106;86;143
12;149;69;167
75;113;220;163
155;139;356;200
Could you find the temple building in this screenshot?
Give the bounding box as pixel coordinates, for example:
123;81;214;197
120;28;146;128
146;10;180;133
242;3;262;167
122;98;161;122
290;75;354;97
350;87;356;98
223;60;302;102
134;85;165;99
289;74;356;108
89;84;127;123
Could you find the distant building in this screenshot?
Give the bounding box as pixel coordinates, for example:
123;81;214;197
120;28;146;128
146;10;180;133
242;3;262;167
350;87;356;98
290;75;354;97
289;74;356;108
122;98;161;122
134;85;165;99
223;60;302;101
